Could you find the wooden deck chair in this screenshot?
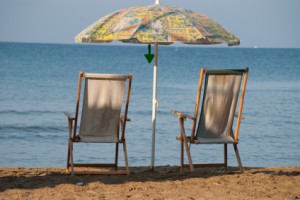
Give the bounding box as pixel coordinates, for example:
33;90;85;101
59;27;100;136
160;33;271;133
64;72;132;175
172;67;249;173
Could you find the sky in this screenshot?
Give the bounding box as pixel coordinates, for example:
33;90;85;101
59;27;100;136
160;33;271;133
0;0;300;48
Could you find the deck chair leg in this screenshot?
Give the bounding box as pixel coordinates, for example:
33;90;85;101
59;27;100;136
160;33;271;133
66;119;72;171
180;137;184;171
70;140;74;176
224;144;228;172
115;143;119;171
123;140;129;175
233;144;244;172
184;138;194;172
66;139;71;170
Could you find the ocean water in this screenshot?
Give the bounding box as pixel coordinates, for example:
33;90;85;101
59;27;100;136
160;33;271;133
0;42;299;168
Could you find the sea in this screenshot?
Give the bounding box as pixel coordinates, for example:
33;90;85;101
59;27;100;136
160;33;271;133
0;42;299;168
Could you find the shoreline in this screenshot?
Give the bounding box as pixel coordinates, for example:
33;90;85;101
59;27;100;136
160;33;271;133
0;166;299;199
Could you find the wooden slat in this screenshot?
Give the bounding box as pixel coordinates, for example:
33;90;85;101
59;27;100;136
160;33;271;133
179;118;194;172
183;163;226;168
206;69;246;75
121;74;132;141
73;163;116;167
233;144;244;172
224;144;228;172
191;68;205;141
123;140;130;175
234;67;249;141
73;71;82;138
64;111;75;120
171;110;194;120
82;73;129;80
73;170;128;175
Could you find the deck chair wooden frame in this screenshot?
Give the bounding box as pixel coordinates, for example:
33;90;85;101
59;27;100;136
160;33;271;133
172;67;249;173
64;72;132;175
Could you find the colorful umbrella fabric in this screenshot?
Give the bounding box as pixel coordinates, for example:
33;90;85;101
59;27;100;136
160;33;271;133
75;4;240;46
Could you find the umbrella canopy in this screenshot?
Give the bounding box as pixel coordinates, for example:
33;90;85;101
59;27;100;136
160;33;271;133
75;1;240;170
75;4;239;46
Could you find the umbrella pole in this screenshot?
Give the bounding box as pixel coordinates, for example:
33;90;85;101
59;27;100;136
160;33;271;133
151;42;159;170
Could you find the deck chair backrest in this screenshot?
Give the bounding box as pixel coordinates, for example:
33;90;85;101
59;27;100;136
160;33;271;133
78;74;128;143
196;70;245;140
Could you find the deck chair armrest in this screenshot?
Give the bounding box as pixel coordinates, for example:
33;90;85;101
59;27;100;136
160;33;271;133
171;110;195;120
234;113;245;120
120;114;131;122
64;111;75;120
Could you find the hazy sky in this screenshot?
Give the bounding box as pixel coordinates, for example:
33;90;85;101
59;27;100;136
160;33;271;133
1;0;299;48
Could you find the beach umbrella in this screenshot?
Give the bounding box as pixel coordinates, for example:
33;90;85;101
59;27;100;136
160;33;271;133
75;0;240;170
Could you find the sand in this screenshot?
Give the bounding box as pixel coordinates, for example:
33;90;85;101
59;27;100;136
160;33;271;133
0;166;299;200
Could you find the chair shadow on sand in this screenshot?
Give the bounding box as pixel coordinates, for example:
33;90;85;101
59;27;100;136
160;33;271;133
1;166;300;192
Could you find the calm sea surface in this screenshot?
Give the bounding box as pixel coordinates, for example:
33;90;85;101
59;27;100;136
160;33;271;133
0;42;299;168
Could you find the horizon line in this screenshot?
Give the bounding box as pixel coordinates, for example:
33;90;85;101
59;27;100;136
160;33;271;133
0;40;299;49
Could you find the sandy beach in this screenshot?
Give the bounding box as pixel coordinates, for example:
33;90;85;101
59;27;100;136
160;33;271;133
0;166;299;200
